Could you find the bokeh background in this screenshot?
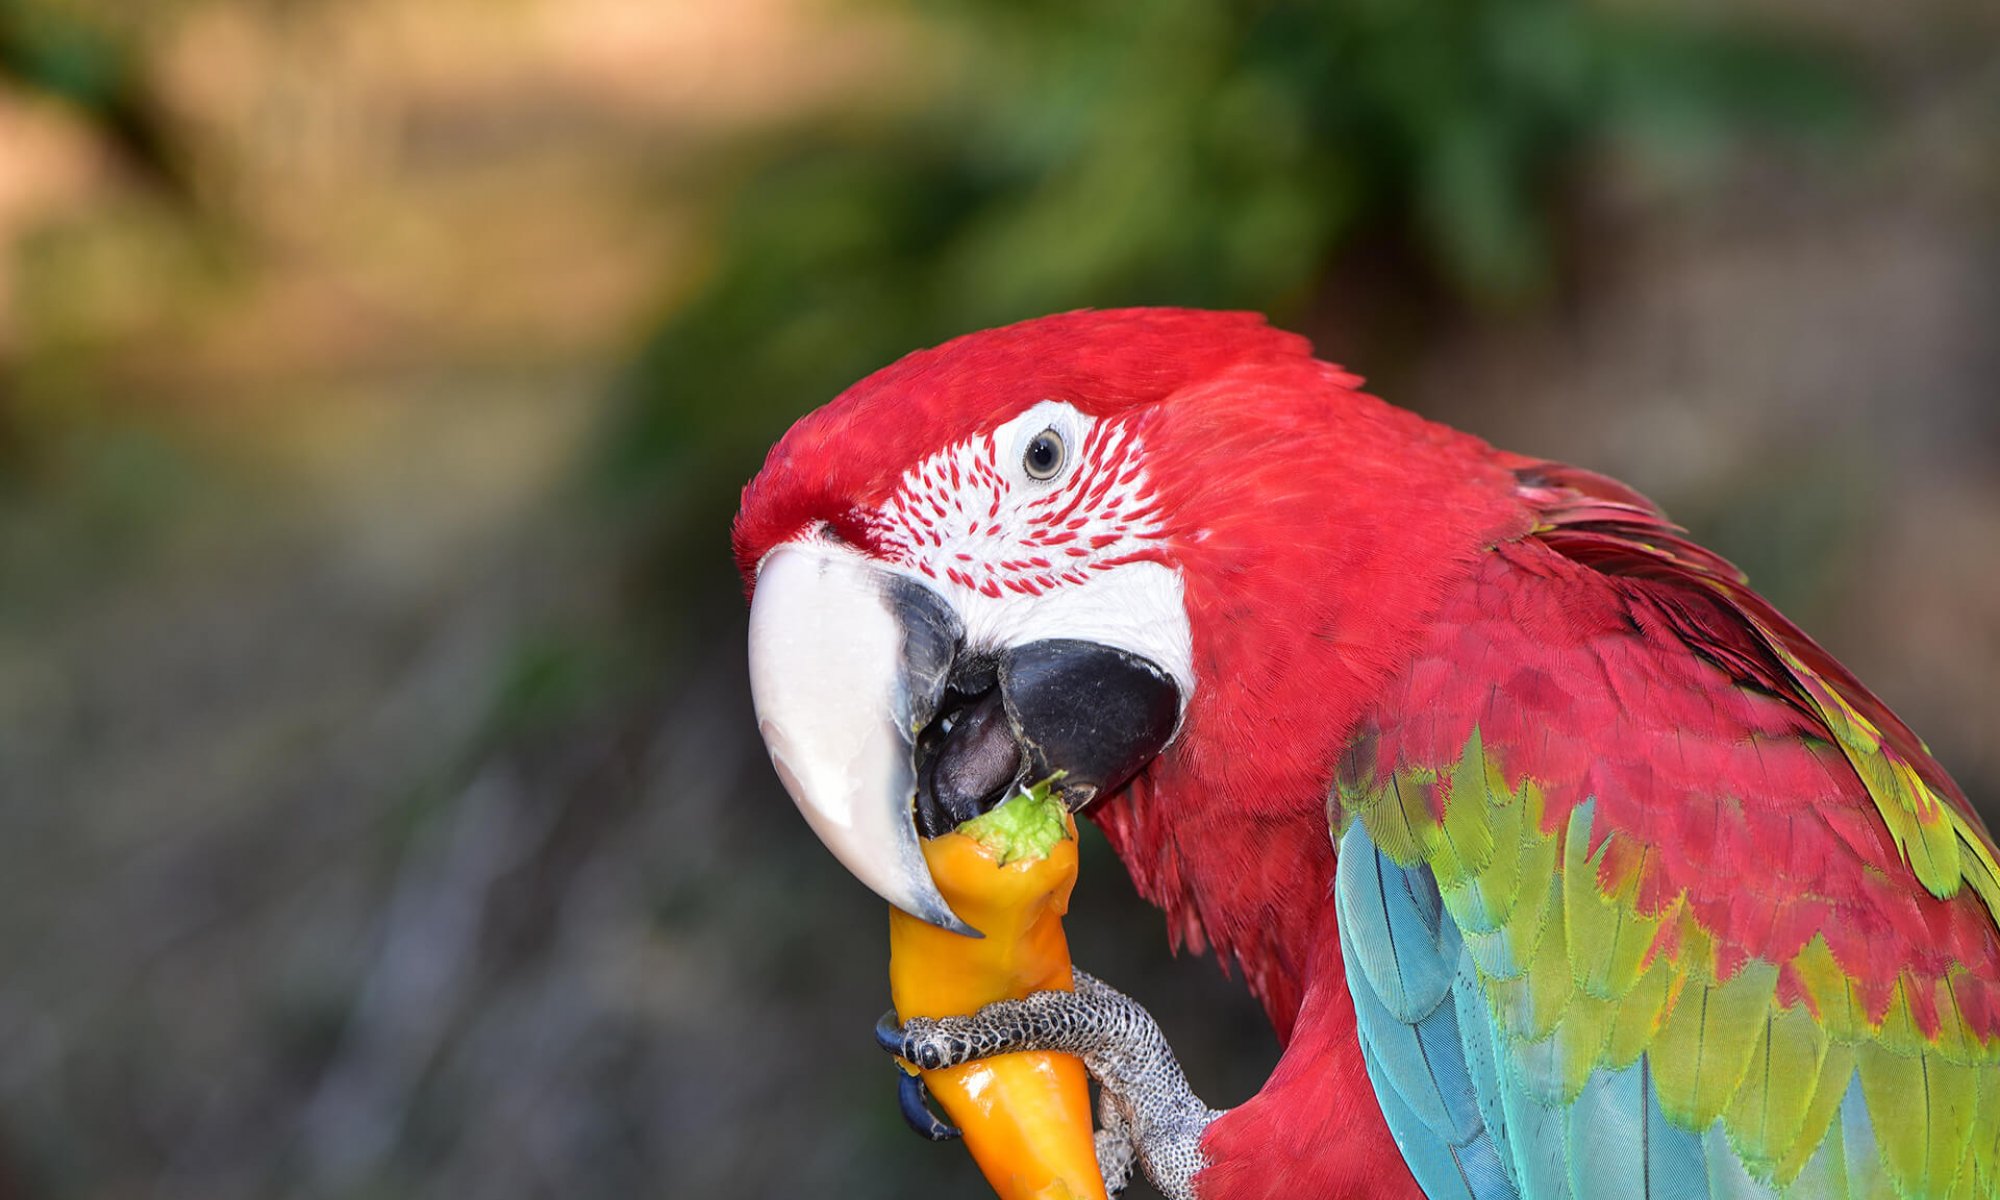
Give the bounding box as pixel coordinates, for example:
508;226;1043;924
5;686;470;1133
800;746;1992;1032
2;1;1997;1197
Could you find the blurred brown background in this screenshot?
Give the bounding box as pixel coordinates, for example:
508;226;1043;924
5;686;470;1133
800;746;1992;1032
1;1;1996;1197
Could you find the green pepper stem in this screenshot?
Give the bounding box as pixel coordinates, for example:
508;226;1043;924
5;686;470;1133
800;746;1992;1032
953;778;1069;865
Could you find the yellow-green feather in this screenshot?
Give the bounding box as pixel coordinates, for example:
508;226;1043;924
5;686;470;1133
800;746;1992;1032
1485;873;1575;1043
1775;1043;1859;1187
1790;935;1875;1045
1768;638;1997;920
1724;1001;1831;1177
1563;811;1668;1001
1442;775;1525;935
1604;955;1675;1070
1336;725;2000;1198
1967;1073;2000;1200
1650;960;1780;1130
1856;1038;1982;1199
1431;728;1500;891
1375;767;1441;866
1461;796;1559;982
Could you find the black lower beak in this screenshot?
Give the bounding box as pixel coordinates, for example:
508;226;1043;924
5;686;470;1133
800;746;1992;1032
913;639;1180;837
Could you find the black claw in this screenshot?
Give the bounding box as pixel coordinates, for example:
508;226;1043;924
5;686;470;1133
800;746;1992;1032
895;1069;962;1142
878;1011;963;1142
876;1009;949;1070
876;1012;944;1072
874;1009;908;1058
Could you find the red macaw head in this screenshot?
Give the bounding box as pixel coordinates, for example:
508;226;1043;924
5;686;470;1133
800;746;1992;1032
735;308;1524;937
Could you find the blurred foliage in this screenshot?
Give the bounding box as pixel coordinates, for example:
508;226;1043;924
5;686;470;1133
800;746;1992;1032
0;0;185;188
15;1;1996;1198
607;0;1857;577
0;0;131;112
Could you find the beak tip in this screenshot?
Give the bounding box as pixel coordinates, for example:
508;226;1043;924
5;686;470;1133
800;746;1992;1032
904;900;983;939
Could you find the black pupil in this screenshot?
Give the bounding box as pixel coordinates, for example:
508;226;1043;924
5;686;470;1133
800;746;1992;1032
1028;433;1060;475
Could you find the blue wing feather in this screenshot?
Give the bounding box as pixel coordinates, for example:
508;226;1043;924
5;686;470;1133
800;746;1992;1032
1838;1074;1890;1198
1564;1062;1708;1200
1339;823;1520;1199
1337;830;1455;1022
1335;819;1859;1199
1367;1039;1482;1200
1703;1126;1781;1200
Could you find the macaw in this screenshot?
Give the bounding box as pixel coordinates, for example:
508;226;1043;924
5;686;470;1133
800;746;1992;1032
734;308;2000;1199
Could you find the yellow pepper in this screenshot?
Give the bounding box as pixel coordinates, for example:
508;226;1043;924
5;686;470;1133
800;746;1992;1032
887;788;1108;1200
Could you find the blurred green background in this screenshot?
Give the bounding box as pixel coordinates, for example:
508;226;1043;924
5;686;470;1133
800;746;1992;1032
2;1;1997;1197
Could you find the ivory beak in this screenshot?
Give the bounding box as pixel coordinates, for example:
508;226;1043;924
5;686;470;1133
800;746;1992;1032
746;542;976;935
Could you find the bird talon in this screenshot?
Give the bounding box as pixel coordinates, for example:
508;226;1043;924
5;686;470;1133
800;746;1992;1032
874;979;1215;1199
873;1009;908;1058
876;1007;961;1070
894;1067;962;1142
879;1011;964;1140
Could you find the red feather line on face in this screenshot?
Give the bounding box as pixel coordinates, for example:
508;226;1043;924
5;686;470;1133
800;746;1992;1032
860;411;1172;599
731;308;1309;588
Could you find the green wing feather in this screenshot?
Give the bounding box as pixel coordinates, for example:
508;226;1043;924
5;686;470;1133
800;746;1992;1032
1341;724;2000;1197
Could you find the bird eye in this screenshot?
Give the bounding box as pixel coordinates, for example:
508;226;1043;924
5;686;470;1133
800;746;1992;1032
1023;429;1066;481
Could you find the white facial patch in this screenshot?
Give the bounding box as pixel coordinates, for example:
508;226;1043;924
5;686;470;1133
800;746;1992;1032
863;400;1196;702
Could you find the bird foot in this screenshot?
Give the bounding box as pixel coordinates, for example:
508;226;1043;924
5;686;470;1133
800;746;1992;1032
877;968;1220;1200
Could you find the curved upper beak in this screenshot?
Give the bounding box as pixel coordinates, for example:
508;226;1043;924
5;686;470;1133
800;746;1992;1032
747;540;1182;935
747;543;972;934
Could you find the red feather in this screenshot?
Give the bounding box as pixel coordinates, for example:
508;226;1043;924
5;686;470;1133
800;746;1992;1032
734;311;2000;1198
